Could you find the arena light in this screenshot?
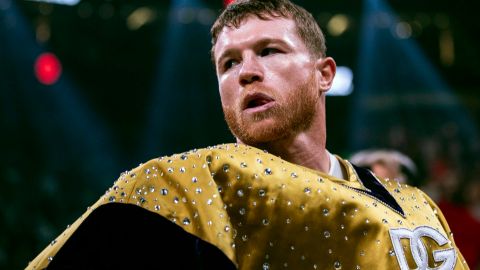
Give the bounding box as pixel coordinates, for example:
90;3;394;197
224;0;235;7
127;7;156;31
27;0;80;6
328;66;354;96
34;52;62;85
327;14;350;36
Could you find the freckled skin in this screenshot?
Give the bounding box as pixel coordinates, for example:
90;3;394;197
214;16;336;173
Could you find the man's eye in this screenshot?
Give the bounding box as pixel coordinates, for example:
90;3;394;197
260;48;280;57
224;59;238;71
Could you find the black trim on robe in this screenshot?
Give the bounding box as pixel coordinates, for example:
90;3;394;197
47;203;237;270
351;164;405;216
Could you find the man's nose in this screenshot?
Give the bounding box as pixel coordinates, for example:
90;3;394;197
238;55;263;86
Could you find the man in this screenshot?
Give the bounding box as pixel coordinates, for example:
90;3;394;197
27;0;468;269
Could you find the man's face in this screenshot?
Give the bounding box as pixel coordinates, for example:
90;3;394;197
214;16;322;145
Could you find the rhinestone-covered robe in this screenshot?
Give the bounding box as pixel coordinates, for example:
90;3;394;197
27;144;469;269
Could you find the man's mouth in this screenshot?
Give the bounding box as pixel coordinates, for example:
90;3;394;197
242;93;275;112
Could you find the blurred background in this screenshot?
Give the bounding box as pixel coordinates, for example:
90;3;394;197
1;0;479;268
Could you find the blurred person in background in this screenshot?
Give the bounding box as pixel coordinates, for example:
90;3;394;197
350;149;417;184
26;0;469;269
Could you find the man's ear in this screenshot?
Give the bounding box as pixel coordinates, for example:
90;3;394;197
315;57;336;93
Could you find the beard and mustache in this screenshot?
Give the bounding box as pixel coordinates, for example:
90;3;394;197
222;72;319;146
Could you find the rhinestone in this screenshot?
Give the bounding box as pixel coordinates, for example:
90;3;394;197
264;168;272;175
239;208;246;215
394;188;400;193
173;197;179;204
304;187;311;194
206;156;212;164
389;250;395;256
237;189;244;197
360;250;365;256
183;218;190;225
257;158;263;164
258;189;266;197
195;188;202;194
291;172;298;178
50;240;57;246
224;226;230;232
382;219;388;224
242;235;248;241
154;205;160;211
286;218;291;224
365;219;370;224
240;162;247;168
223;164;230;172
263;262;270;270
397;220;403;225
139;197;146;204
324;231;331;238
108;196;116;202
323;208;329;216
290;245;295;251
180;154;188;160
356;265;361;269
262;219;270;225
161;188;168;195
340;224;345;230
48;256;54;262
207;199;213;205
334;261;342;269
192;177;198;183
167;167;174;173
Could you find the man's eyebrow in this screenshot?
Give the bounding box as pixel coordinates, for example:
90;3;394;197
217;48;237;65
216;38;291;64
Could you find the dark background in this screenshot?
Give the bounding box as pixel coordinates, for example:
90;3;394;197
1;0;479;269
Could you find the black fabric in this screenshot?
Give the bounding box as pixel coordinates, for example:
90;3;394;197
47;203;237;270
351;164;405;216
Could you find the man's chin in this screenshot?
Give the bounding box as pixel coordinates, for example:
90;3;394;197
236;120;289;146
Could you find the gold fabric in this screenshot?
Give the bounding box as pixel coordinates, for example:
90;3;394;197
26;143;469;269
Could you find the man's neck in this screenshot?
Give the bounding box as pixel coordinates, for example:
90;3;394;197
251;132;330;174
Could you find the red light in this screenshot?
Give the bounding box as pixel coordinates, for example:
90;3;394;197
224;0;235;7
34;53;62;85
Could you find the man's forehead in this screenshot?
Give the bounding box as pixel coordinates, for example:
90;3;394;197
214;16;297;52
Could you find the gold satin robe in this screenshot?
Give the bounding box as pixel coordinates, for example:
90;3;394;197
27;143;469;269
